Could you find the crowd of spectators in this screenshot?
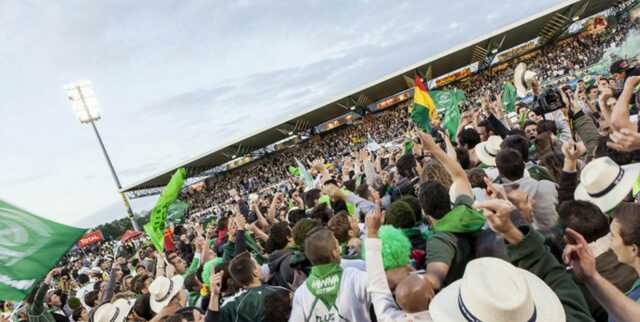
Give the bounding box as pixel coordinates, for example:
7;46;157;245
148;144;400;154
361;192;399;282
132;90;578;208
6;5;640;322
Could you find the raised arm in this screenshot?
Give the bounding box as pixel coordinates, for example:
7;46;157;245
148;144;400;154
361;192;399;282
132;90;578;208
563;228;639;322
418;131;472;199
610;76;639;131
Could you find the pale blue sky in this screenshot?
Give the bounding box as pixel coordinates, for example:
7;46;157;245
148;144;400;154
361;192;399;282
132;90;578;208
0;0;563;226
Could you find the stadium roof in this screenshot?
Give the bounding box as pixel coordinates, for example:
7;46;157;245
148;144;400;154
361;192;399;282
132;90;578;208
122;0;616;192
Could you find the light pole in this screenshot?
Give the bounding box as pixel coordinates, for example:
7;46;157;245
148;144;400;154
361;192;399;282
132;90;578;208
64;81;140;231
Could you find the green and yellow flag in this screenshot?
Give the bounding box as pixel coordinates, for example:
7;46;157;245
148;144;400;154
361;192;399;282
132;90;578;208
410;75;439;133
144;168;186;252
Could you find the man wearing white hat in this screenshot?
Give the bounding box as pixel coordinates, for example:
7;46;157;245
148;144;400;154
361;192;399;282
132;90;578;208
574;157;640;213
91;299;134;322
430;199;594;322
148;275;186;314
474;135;503;180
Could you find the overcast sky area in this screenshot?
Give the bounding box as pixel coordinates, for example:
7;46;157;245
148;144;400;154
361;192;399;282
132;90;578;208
0;0;564;227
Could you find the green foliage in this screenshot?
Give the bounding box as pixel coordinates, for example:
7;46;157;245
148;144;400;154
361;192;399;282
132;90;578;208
95;214;148;240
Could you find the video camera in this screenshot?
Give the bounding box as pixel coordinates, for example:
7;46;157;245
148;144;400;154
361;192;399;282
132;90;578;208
532;86;565;115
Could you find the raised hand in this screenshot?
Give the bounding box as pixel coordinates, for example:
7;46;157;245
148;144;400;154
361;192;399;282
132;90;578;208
417;131;438;151
484;176;507;200
561;140;587;161
365;206;385;238
608;128;640;152
562;228;597;282
210;270;224;296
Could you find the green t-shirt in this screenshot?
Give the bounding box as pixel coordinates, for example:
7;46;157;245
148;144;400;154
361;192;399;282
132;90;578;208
220;285;283;322
426;195;482;287
426;230;474;287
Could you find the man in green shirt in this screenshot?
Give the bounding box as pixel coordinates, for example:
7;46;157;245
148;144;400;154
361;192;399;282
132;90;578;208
220;252;286;322
416;131;485;291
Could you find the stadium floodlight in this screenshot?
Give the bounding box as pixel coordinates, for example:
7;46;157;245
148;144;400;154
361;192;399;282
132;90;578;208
350;106;356;111
572;16;580;21
63;81;140;231
65;81;101;123
491;48;498;54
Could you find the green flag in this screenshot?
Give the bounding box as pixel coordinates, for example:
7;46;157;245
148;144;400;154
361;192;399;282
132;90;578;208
410;104;432;133
0;200;86;300
288;166;300;177
166;200;190;224
295;158;315;190
144;168;186;252
501;81;517;113
431;90;465;140
403;139;414;155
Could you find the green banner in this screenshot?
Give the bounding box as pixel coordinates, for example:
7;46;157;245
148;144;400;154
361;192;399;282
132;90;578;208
144;168;186;252
502;81;517;113
0;200;86;301
166;200;189;224
431;89;465;140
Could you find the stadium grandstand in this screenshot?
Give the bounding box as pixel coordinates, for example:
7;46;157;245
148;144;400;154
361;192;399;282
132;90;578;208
122;0;620;201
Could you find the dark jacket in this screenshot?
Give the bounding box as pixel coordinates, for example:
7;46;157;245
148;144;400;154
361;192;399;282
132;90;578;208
267;248;295;289
28;283;55;322
558;171;579;204
507;227;595;322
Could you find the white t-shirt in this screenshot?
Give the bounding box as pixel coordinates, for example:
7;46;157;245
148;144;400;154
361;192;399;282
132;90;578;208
289;267;371;322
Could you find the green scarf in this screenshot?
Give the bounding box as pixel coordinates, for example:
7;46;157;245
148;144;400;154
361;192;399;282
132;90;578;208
244;231;266;264
432;205;485;233
306;263;343;309
401;226;432;241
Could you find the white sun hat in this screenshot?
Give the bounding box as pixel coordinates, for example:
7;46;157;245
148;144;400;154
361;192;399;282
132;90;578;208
474;135;503;167
148;275;184;313
92;299;134;322
514;62;538;97
430;257;565;322
575;157;640;213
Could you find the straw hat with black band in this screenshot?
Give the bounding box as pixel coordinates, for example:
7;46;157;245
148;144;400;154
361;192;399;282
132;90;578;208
148;275;185;313
91;299;134;322
430;257;565;322
474;135;503;167
574;157;640;213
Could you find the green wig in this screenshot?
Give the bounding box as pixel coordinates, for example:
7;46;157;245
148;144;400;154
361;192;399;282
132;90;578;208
378;225;411;271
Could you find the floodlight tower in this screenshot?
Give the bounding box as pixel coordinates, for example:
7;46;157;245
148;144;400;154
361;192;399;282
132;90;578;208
64;81;140;231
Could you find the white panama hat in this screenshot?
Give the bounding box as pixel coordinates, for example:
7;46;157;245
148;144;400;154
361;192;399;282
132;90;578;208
575;157;640;213
148;275;184;313
92;299;134;322
430;257;565;322
514;62;538;98
474;135;503;167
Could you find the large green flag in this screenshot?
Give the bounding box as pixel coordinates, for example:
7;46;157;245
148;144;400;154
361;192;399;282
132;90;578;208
0;200;86;300
431;90;465;140
144;168;186;252
501;81;517;113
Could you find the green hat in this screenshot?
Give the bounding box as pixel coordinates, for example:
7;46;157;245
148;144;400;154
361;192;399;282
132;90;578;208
385;201;416;229
201;258;224;287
